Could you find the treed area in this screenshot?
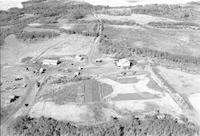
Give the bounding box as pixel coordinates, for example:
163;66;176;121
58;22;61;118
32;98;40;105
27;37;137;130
0;0;102;46
16;31;60;41
99;38;200;65
103;4;198;20
8;114;199;136
148;22;200;30
131;4;195;20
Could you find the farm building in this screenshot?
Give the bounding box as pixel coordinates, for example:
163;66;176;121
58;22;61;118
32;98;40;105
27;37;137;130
116;58;131;69
42;59;59;65
95;59;103;63
75;55;84;61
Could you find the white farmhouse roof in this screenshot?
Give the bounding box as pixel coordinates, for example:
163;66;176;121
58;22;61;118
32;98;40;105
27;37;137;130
117;58;130;68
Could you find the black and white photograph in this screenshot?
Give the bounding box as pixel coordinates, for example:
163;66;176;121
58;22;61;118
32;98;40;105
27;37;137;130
0;0;200;136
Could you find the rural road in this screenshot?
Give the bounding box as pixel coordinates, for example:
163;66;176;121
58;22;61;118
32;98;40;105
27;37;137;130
88;14;103;65
1;76;38;136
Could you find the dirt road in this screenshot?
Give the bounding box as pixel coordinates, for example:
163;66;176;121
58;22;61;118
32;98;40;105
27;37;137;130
1;76;38;136
88;14;103;65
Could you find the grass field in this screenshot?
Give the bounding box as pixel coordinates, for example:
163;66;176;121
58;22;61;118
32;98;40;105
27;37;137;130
40;79;112;104
83;14;178;25
103;24;200;57
156;66;200;95
108;92;182;116
29;101;93;122
112;92;160;101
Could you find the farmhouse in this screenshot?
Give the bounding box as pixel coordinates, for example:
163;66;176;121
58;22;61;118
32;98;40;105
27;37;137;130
43;59;59;65
116;58;131;69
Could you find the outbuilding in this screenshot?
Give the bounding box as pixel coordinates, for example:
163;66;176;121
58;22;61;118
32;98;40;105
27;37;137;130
95;59;103;63
43;59;59;66
75;55;84;61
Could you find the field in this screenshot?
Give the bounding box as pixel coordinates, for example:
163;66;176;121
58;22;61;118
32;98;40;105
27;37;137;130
29;101;93;122
189;93;200;119
83;13;178;25
155;66;200;123
1;66;29;106
97;74;183;116
156;66;200;95
103;24;200;57
0;33;94;65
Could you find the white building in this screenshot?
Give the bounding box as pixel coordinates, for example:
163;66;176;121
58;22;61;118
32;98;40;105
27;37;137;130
43;59;59;66
116;58;131;69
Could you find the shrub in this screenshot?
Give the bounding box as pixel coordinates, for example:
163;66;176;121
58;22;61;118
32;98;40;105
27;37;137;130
16;31;60;41
68;9;87;20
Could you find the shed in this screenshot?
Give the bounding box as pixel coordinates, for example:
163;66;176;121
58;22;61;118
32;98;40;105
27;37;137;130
43;59;59;65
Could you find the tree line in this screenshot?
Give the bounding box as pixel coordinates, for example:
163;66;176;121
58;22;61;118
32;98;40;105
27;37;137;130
8;114;199;136
130;4;195;20
99;38;200;65
0;17;37;46
51;76;91;84
148;22;200;30
0;0;104;46
60;29;98;37
99;4;196;20
16;31;60;41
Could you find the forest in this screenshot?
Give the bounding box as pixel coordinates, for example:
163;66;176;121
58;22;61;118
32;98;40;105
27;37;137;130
0;1;97;46
99;38;200;65
8;114;199;136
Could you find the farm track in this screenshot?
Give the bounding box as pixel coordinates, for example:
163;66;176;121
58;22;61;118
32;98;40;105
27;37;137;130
88;14;104;65
31;39;67;61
